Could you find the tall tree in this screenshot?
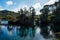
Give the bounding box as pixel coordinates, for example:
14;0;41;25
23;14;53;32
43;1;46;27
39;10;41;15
40;5;50;38
29;7;35;26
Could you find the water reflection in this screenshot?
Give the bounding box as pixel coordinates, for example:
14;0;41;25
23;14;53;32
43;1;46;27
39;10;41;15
7;26;13;36
16;26;35;37
0;25;54;40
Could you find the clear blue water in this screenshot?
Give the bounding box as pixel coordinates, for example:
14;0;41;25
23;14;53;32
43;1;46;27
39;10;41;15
0;21;54;40
1;20;8;24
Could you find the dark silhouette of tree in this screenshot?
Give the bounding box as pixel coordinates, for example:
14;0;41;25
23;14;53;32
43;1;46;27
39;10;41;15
52;1;60;33
29;7;35;26
29;7;36;37
40;5;50;38
46;0;60;38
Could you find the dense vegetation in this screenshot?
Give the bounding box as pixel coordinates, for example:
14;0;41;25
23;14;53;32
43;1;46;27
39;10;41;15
39;0;60;38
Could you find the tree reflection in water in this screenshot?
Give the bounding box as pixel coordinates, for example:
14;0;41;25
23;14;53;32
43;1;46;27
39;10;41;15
7;26;13;36
16;26;35;37
0;25;55;40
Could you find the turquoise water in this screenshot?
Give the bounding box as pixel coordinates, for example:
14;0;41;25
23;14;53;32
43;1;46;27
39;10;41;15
0;21;54;40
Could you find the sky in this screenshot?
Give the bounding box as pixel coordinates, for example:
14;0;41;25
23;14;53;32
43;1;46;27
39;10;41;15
0;0;59;15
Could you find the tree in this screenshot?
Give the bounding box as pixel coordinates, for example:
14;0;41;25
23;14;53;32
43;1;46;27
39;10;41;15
40;5;50;38
40;5;50;22
29;7;35;26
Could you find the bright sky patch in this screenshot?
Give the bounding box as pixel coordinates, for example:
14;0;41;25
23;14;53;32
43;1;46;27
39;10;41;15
6;0;14;6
